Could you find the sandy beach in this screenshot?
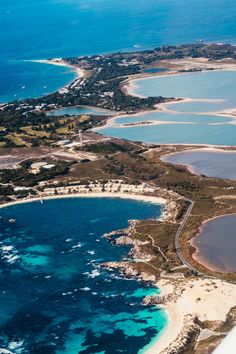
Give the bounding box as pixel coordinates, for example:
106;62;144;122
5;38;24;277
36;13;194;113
0;192;167;211
145;277;236;353
29;58;84;78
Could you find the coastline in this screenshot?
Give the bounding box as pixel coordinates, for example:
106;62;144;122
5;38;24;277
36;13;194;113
28;58;84;78
0;191;166;212
145;277;236;354
26;58;83;93
3;194;235;353
0;191;170;353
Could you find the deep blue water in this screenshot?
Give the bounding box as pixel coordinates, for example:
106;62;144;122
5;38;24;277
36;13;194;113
1;0;236;102
0;197;166;354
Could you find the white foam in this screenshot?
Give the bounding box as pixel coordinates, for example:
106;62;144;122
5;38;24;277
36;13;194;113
87;250;95;255
88;269;100;278
72;242;83;249
80;287;90;291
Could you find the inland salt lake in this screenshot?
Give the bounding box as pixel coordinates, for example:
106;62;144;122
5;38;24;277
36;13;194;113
0;197;166;354
98;70;236;146
192;214;236;273
161;148;236;180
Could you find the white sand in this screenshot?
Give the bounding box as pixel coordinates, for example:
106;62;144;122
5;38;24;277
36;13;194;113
145;278;236;353
0;192;166;210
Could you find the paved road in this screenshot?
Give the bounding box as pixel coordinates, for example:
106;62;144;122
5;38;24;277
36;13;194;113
174;198;207;275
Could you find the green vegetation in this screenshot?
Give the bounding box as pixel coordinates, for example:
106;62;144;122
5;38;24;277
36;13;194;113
81;141;132;154
0;161;72;187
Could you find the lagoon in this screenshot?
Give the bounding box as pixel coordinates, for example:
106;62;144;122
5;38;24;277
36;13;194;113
0;197;166;354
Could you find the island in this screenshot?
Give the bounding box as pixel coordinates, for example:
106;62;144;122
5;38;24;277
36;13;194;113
1;43;236;354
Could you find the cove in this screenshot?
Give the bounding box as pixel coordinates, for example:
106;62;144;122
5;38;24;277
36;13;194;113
0;197;166;354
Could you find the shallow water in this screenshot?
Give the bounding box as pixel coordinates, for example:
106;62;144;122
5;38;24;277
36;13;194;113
162;149;236;180
48;106;113;117
0;197;166;354
192;214;236;272
2;0;236;102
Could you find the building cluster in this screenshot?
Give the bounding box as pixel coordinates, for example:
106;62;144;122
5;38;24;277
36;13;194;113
39;181;156;196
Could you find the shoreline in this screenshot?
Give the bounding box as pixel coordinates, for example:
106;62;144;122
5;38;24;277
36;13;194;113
0;191;170;353
28;58;84;78
145;277;236;354
0;191;166;211
26;58;83;93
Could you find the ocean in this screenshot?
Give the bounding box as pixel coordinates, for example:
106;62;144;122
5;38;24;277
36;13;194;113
0;197;166;354
1;0;236;102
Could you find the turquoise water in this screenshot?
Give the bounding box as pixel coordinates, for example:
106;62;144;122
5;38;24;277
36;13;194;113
168;101;229;113
2;0;236;102
162;149;236;179
115;111;232;125
48;106;113;117
99;120;236;145
0;197;166;353
131;70;236;111
193;214;236;272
